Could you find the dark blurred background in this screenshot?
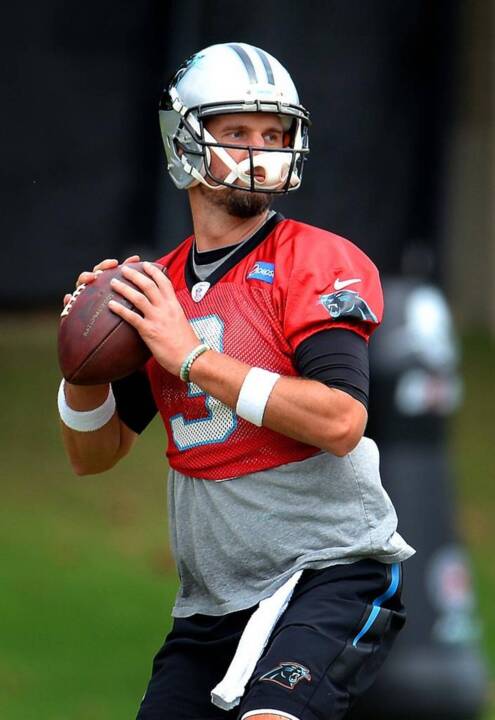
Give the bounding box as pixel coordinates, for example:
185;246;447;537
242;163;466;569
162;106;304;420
5;0;490;318
1;1;494;719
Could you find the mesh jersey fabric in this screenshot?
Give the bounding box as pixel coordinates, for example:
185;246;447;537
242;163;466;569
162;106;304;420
146;218;382;480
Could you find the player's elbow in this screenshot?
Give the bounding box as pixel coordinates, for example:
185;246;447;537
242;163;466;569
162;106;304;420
323;398;367;457
70;454;120;476
65;420;137;476
72;463;102;477
66;443;128;476
328;426;363;457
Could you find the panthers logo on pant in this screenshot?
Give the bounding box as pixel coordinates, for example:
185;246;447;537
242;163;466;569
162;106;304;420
320;290;378;323
260;662;312;690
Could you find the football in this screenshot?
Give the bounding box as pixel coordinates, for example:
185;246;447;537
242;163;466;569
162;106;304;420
58;261;166;385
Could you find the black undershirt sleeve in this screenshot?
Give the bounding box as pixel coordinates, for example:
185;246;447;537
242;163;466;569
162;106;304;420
112;368;157;434
294;328;370;409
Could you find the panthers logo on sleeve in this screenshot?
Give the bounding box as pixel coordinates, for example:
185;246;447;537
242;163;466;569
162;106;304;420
260;662;312;690
319;289;378;323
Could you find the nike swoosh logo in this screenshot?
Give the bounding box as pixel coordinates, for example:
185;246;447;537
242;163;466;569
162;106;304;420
334;278;361;290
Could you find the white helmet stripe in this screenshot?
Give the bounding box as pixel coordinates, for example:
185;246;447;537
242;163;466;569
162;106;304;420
228;44;258;84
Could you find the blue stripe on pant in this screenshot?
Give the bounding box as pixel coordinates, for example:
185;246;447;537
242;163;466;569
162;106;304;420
352;563;401;647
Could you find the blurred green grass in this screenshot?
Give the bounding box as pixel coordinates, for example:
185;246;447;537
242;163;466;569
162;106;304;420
0;313;493;719
0;313;175;719
453;332;495;719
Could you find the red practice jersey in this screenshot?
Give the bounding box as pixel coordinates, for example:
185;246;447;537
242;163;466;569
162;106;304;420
147;214;383;480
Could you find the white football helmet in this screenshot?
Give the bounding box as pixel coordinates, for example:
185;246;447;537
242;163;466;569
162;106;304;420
159;43;310;193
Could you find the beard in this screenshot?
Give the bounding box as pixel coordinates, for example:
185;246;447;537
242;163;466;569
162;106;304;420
199;184;272;218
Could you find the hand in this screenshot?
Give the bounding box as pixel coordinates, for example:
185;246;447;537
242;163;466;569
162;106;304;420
107;261;201;376
62;255;141;308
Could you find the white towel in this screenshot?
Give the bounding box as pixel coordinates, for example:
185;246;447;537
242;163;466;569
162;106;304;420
211;571;303;711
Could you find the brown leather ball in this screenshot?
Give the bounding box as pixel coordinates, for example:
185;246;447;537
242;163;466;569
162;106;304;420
58;261;166;385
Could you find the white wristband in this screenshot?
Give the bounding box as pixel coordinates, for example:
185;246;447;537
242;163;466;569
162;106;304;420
57;379;116;432
236;367;280;427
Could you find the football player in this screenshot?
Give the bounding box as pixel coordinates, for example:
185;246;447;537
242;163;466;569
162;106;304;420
58;43;414;720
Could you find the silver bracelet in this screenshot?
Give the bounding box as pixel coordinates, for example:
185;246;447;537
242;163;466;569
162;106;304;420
57;379;116;432
235;367;280;427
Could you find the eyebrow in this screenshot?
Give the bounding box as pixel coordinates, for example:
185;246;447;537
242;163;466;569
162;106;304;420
218;123;283;133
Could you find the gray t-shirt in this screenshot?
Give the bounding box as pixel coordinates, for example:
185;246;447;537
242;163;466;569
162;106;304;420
168;436;414;617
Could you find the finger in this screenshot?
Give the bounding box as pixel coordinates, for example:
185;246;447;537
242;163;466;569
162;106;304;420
110;277;150;313
123;254;141;264
63;293;72;306
108;299;144;331
142;261;173;293
93;258;118;273
120;265;162;302
76;265;112;287
76;271;98;287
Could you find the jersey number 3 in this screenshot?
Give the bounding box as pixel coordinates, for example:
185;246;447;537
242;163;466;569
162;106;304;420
170;315;238;450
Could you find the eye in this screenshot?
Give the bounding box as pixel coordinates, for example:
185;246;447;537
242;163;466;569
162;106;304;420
263;131;283;145
226;129;245;141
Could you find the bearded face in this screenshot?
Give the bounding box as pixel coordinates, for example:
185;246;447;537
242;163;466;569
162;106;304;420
198;184;273;219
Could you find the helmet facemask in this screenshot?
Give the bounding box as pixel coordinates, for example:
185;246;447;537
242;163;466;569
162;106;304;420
161;94;309;194
159;44;310;194
187;107;307;193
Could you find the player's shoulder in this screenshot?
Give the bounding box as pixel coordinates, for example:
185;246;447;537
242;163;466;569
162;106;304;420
272;218;384;337
274;218;379;274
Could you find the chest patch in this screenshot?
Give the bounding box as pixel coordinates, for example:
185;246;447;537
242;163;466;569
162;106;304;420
247;261;275;284
191;281;211;302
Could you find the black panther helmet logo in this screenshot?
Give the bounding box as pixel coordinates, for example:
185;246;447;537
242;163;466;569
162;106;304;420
320;290;378;323
260;662;312;690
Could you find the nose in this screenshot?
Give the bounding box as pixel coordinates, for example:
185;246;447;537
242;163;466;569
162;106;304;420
249;133;272;178
248;131;267;149
236;133;268;178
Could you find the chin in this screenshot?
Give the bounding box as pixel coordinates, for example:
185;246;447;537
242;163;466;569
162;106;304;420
225;188;273;218
200;184;272;218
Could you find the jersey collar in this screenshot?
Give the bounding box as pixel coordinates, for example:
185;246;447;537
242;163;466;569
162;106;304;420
185;212;284;291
